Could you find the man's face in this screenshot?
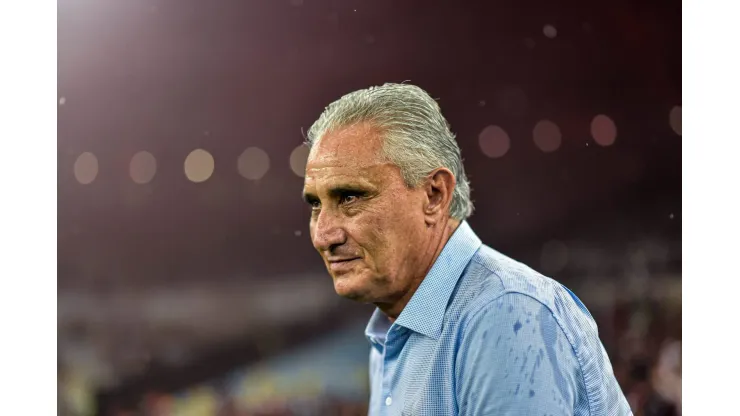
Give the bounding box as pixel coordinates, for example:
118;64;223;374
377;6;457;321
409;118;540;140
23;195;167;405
302;123;429;303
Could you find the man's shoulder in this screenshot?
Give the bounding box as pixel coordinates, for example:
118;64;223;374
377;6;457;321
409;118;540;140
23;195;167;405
453;244;597;343
457;244;561;314
450;244;632;416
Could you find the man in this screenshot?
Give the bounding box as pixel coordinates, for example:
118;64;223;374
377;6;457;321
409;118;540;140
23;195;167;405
301;83;631;415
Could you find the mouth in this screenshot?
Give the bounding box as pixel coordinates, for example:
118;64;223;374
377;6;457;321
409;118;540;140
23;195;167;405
327;257;361;273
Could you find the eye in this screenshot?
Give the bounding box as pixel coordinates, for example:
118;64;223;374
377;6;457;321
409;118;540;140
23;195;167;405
304;195;321;212
339;192;363;206
341;194;358;205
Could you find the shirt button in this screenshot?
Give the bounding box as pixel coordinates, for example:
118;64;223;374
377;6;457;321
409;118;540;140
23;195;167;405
385;396;393;406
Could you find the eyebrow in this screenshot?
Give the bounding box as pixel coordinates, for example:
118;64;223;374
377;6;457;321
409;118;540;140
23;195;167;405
302;184;373;204
302;191;317;204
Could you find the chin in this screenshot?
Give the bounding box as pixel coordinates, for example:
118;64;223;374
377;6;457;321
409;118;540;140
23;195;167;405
332;272;374;302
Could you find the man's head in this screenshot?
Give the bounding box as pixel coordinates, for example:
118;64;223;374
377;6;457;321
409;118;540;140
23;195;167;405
301;83;473;310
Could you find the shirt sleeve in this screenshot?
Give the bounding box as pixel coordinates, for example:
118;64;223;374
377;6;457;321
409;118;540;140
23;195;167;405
456;292;584;416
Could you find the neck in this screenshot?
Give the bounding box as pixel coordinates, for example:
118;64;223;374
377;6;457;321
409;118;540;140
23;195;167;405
378;218;461;322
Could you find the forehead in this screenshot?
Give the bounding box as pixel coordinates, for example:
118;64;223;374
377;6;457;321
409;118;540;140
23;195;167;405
304;123;395;189
308;122;385;168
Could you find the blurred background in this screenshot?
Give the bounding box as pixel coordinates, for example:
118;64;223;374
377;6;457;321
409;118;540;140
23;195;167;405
57;0;681;415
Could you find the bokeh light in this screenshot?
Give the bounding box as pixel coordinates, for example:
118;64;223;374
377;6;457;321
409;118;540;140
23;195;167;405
533;119;562;152
74;152;99;185
669;105;682;136
290;144;310;177
540;240;569;274
543;24;558;39
591;114;618;147
237;147;271;180
478;125;511;159
184;149;215;183
129;151;157;184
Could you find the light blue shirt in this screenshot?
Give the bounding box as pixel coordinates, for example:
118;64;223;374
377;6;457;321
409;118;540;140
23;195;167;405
365;221;632;415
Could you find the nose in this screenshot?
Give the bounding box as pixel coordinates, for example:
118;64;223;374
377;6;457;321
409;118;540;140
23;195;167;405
311;209;347;253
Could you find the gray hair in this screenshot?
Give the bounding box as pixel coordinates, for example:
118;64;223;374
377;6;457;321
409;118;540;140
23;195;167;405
305;83;474;220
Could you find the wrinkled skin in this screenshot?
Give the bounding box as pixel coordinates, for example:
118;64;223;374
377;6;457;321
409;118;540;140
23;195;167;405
302;122;460;319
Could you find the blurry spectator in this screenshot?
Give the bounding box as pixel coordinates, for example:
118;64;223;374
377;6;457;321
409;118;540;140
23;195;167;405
647;340;681;415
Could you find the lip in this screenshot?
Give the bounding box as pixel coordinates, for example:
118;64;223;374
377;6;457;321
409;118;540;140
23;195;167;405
327;257;361;273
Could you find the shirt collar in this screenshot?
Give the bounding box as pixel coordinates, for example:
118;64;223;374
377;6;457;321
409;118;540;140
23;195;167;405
364;220;482;342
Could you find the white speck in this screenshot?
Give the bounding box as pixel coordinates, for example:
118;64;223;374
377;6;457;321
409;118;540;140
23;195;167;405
586;142;589;147
478;100;486;107
59;97;66;105
294;230;302;236
354;9;357;12
669;213;674;220
385;396;392;406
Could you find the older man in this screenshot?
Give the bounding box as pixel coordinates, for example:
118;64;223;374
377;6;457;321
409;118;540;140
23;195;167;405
301;83;631;415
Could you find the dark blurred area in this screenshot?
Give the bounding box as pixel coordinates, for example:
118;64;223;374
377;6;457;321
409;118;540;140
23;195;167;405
57;0;681;415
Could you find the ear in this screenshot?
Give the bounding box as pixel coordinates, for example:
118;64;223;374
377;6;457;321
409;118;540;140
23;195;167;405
423;168;456;226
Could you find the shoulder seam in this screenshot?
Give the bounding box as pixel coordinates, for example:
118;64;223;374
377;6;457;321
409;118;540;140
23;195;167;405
469;254;505;287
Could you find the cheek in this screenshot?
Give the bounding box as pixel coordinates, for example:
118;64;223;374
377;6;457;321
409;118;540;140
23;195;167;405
346;191;423;261
356;208;416;262
346;216;384;250
340;211;387;261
